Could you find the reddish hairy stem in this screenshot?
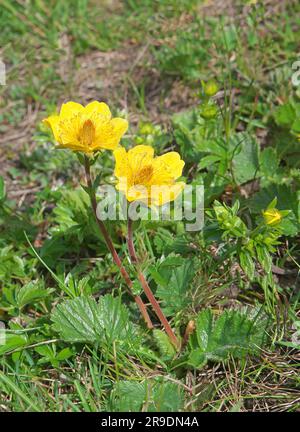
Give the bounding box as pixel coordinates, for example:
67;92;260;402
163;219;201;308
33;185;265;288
83;156;153;330
127;218;179;349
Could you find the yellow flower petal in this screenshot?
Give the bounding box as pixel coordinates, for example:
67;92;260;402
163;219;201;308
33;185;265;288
92;131;120;150
126;185;149;202
59;115;82;148
127;145;155;176
114;147;129;177
263;208;282;226
111;117;128;138
56;142;86;152
43;115;60;141
59;101;84;119
91;117;128;151
113;145;185;207
128;145;154;159
84;101;111;119
155;152;185;179
43;100;128;154
152;182;185;206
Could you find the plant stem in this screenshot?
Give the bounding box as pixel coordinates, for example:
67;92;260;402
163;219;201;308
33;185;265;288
83;155;153;330
127;217;179;349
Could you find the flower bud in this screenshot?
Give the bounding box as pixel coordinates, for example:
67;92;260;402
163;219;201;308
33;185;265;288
262;208;282;226
200;104;218;119
202;80;219;97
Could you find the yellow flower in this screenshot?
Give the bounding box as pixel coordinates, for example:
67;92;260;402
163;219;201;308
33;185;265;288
113;145;185;206
262;208;282;226
43;101;128;153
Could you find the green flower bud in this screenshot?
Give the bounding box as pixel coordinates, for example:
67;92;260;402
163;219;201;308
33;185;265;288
200;104;218;119
202;80;219;97
139;123;154;135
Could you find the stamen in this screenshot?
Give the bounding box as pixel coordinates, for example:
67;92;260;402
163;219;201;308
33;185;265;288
81;119;95;147
135;165;154;185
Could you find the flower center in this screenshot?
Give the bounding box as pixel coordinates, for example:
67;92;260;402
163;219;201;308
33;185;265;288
135;165;154;185
80;119;95;147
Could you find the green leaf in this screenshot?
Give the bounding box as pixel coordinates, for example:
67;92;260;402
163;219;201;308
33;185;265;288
195;138;225;155
51;295;140;350
291;117;300;133
259;147;279;177
213;200;247;238
198;154;221;170
0;334;28;356
153;329;176;359
153;229;195;255
249;184;300;235
76;152;85;165
112;381;146;412
156;259;195;315
0;247;26;280
16;281;53;309
172;109;202;162
239;250;255;280
255;245;272;273
188;307;269;368
222;24;238;51
111;377;184;412
230;132;260;184
273;103;296;128
52;189;90;232
56;347;73;361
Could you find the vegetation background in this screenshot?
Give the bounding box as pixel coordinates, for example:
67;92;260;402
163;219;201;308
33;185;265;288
0;0;299;412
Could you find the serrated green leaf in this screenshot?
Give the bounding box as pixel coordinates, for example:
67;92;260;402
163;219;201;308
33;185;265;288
188;307;269;368
51;294;140;351
111;377;184;412
156;259;195;315
16;281;53;308
153;329;176;359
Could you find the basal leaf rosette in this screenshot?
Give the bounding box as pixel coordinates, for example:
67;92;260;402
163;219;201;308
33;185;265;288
113;145;185;206
43;101;128;154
